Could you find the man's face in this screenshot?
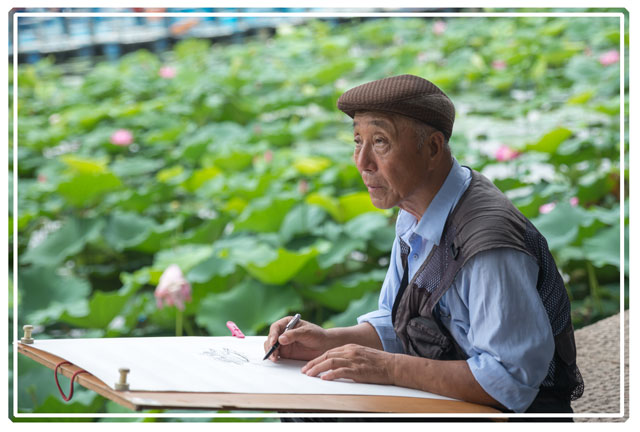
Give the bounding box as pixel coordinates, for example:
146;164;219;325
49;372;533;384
352;112;432;213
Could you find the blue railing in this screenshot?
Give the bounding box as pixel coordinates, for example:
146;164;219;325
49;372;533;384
9;7;329;63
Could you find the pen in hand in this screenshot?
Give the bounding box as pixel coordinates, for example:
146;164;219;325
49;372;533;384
263;313;301;360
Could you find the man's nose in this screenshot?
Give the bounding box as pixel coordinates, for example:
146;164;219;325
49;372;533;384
355;142;376;172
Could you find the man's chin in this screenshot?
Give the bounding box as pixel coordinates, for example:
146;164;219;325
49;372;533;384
369;198;393;210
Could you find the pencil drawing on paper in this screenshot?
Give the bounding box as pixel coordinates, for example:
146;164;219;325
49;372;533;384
201;347;251;365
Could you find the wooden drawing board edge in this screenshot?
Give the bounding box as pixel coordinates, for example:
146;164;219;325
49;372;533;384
17;342;140;411
17;341;500;414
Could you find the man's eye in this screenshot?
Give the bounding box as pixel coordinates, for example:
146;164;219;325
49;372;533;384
374;138;387;146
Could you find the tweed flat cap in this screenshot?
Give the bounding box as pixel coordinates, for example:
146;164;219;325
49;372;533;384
337;74;455;140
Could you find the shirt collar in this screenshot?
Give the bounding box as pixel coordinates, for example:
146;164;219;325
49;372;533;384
396;158;468;245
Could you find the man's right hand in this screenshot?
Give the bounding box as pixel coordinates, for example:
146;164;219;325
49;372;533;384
264;317;332;362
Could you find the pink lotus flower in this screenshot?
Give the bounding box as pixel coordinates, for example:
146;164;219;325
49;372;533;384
570;197;579;207
492;60;507;71
154;264;192;311
37;174;47;183
159;65;177;79
298;179;309;194
110;129;134;147
539;202;556;214
432;20;447;35
494;145;520;161
599;50;620;66
264;150;273;163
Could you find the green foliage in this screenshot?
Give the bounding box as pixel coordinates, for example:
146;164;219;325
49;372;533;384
18;265;91;325
197;279;303;335
11;15;626;416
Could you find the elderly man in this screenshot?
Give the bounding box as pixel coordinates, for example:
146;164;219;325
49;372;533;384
265;75;583;414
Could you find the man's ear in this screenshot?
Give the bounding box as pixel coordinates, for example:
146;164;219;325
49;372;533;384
427;131;445;159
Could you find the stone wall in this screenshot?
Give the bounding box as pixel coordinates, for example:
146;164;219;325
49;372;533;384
572;311;628;422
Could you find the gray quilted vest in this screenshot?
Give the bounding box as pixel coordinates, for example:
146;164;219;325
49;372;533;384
391;169;583;411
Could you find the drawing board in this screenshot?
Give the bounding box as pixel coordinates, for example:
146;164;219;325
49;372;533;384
28;336;455;401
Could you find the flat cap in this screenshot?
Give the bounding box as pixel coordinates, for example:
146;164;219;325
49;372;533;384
337;74;455;140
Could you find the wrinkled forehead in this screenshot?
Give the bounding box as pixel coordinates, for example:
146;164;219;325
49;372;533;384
352;111;400;135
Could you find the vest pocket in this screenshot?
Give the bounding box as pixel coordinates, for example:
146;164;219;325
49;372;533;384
406;316;453;359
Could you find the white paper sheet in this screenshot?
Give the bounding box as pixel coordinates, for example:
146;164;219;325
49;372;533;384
26;336;454;400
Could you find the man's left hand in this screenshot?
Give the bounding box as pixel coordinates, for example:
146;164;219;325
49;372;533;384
301;344;395;386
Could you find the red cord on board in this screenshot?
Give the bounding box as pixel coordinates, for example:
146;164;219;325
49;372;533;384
54;361;88;402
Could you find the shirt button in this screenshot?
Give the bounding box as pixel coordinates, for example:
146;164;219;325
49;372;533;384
413;254;419;260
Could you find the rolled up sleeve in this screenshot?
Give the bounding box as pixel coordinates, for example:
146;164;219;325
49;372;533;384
357;238;406;354
357;309;404;353
453;249;555;413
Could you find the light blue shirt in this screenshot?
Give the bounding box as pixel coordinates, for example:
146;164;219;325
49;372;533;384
358;159;555;413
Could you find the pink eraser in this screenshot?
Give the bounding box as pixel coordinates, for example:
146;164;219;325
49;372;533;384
226;321;245;338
